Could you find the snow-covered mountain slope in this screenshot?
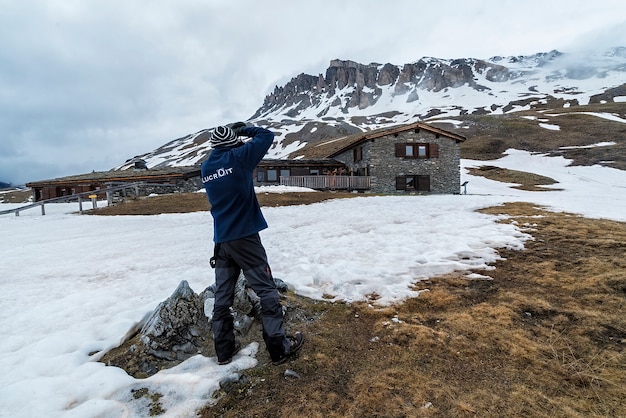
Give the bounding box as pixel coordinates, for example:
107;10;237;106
115;47;626;170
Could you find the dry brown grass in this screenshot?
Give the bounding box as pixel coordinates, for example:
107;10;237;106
0;188;32;203
90;191;361;215
454;102;626;171
466;166;561;191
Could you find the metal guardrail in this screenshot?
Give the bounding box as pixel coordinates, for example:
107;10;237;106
0;181;172;217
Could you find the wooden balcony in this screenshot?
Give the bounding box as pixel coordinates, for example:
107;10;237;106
280;175;371;191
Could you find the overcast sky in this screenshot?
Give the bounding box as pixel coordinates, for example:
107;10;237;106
1;0;625;185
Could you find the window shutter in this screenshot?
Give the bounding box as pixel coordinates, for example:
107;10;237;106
429;144;439;158
417;175;430;191
395;176;406;190
354;146;363;162
395;143;405;157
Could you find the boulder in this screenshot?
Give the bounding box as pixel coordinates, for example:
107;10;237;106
139;280;210;361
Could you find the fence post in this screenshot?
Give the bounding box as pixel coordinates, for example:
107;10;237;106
78;196;83;213
89;194;97;210
41;203;45;216
461;181;469;195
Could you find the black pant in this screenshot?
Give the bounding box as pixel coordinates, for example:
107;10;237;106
212;233;289;363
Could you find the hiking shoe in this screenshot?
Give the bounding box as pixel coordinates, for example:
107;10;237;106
272;332;304;365
218;340;242;365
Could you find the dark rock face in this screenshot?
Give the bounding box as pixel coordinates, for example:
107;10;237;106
252;57;518;119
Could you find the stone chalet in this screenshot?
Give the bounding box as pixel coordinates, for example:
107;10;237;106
256;121;467;194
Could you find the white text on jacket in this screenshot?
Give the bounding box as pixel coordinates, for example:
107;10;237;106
202;167;233;183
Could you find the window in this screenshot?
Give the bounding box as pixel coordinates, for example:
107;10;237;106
257;171;265;182
280;169;290;179
354;145;363;162
395;175;430;192
310;169;320;176
267;169;278;182
395;143;439;159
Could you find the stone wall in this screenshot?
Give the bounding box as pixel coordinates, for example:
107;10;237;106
334;130;461;194
110;177;204;201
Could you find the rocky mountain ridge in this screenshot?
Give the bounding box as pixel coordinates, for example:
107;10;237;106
252;51;562;119
115;47;626;170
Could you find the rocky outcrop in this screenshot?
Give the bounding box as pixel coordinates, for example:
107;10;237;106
589;83;626;104
100;276;290;378
139;280;209;361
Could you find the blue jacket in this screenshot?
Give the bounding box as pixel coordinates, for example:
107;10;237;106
201;127;274;243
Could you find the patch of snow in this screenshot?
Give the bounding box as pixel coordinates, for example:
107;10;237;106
560;142;616;150
538;123;560;130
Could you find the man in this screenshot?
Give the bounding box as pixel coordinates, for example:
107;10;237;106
201;122;304;365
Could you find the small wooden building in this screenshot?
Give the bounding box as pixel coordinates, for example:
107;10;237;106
26;166;202;202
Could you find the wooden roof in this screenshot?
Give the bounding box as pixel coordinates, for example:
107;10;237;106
289;121;466;159
258;158;345;167
26;166;200;187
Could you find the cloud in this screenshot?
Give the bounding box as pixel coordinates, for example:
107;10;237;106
564;20;626;54
0;0;624;185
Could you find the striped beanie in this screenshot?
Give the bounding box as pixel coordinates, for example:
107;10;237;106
210;126;239;148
